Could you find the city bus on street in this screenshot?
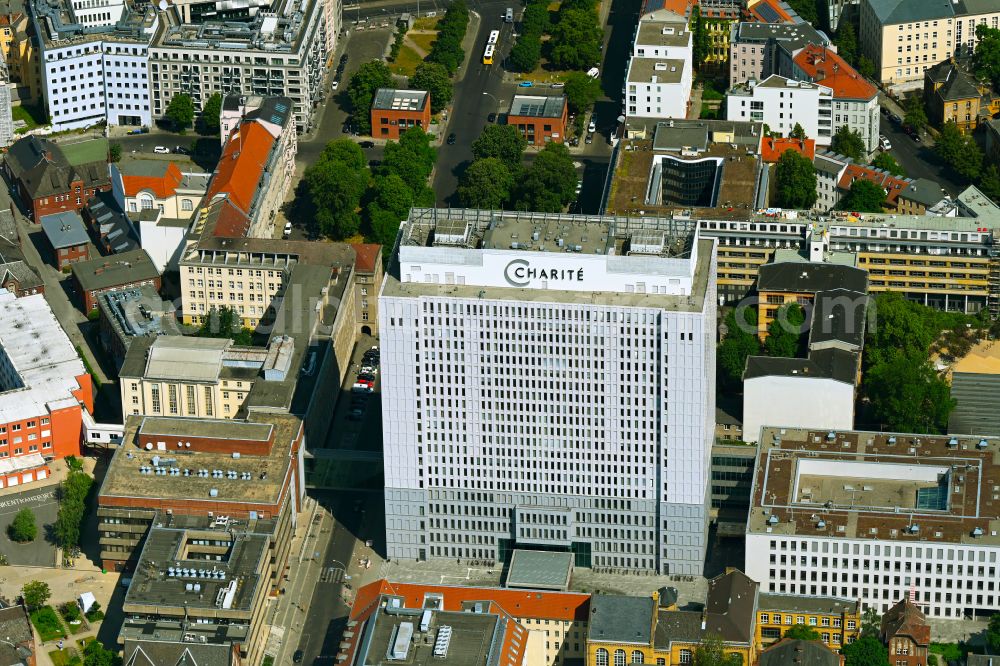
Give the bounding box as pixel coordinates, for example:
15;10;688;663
482;30;500;64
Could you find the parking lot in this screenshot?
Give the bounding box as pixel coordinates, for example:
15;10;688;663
322;336;382;453
0;485;60;566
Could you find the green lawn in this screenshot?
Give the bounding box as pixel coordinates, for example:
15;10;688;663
48;648;81;666
30;607;67;641
59;137;109;166
390;43;425;76
412;16;440;30
11;104;47;132
410;31;436;54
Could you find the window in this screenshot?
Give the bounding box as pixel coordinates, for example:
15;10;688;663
181;199;193;211
150;385;161;413
797;617;805;625
596;650;609;666
846;621;856;630
760;613;770;623
632;652;644;664
680;650;692;664
615;650;626;666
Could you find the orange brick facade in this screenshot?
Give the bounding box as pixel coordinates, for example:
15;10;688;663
508;108;568;146
52;243;89;270
24;181;110;223
371;102;432;139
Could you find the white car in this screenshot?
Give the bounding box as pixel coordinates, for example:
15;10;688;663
153;146;169;154
283;221;292;238
331;81;339;91
879;135;891;150
588;120;596;133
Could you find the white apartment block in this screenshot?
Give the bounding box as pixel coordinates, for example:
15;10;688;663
860;0;1000;88
726;75;833;145
149;0;331;135
380;208;718;575
747;427;1000;619
625;12;693;119
30;0;156;130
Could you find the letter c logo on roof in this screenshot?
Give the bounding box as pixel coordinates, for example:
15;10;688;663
504;259;530;287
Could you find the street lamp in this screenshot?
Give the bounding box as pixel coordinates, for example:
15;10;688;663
482;91;503;119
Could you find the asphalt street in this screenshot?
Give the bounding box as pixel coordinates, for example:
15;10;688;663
878;115;965;197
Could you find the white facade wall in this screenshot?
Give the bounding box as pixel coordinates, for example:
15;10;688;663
742;375;854;443
745;532;1000;619
626;63;692;119
625;15;693;120
41;38;152;131
0;83;14;148
726;77;832;145
381;232;716;574
70;0;126;26
832;96;879;154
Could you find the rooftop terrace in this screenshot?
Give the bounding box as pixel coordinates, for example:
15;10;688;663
749;428;1000;546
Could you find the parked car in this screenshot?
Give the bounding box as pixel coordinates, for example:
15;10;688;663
358;373;376;382
331;81;339;91
153;146;170;154
569;136;579;146
588;119;596;133
575;179;583;194
447;133;456;145
128;127;149;135
360;140;374;148
283;221;292;238
352;383;374;393
172;146;190;154
890;113;902;124
585;133;593;144
488;112;497;123
342;122;354;134
518;81;534;87
293;650;304;664
879;135;891;150
348;409;364;421
550;82;565;88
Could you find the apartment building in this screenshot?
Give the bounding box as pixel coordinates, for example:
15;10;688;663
29;0;156;130
726;75;833;145
0;290;94;488
345;580;590;666
756;595;862;648
745;427;1000;618
626;12;693;120
587;570;757;666
728;22;829;87
111;158;210;222
859;0;1000;89
148;0;331;135
0;11;41;103
381;208;717;575
98;412;304;664
71;248;161;313
0;210;44;298
351;243;382;336
924;60;1000;133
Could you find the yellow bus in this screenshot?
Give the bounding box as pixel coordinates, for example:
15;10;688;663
482;30;500;64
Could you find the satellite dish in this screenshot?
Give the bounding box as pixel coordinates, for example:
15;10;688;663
158;0;168;10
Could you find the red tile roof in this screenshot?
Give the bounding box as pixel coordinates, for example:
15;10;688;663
120;161;184;199
747;0;793;22
206;121;275;237
350;243;382;273
837;164;911;206
793;44;877;101
881;599;930;647
760;137;816;163
352;580;591;622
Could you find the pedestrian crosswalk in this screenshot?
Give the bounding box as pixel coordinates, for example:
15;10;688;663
320;567;344;584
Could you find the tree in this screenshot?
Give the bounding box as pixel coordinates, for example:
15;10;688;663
987;613;1000;653
347;60;392;135
857;55;875;79
520;3;549;35
935;120;983;181
773;149;818;209
513;142;578;212
472;125;528;172
427;0;469;74
296;139;369;239
790;123;807;140
764;303;805;358
693;635;743;666
21;580;50;610
197;306;254;345
108;143;122;163
380;128;436;193
82;639;120;666
691;5;710;63
842;635;890;666
365;174;413;249
564;72;602;116
830;125;866;160
973;24;1000;85
8;508;36;543
200;92;222;135
864;349;955;433
870;152;904;176
164;93;195;131
509;36;542;72
783;625;821;641
409;62;452;114
979;164;1000;202
54;471;93;552
717;307;759;390
834;21;857;65
838;178;887;213
784;0;816;25
458;158;515;209
903;96;928;132
548;8;602;71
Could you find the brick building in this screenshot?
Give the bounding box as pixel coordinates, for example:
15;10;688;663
71;248;160;313
0;290;94;487
370;88;431;139
0;605;35;666
0;210;43;298
2;136;110;221
40;210;89;269
881;599;930;666
507;94;568;145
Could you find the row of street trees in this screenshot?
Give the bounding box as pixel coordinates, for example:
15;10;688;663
509;0;601;73
163;92;222;134
458;125;579;212
55;469;93;554
425;0;470;75
293;130;435;249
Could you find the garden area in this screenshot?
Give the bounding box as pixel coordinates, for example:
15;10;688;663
508;0;603;82
31;606;67;642
389;17;441;76
11;103;47;132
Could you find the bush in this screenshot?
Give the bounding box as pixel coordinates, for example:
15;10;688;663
426;0;469;74
8;508;36;543
30;606;65;641
55;471;94;552
60;602;82;624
